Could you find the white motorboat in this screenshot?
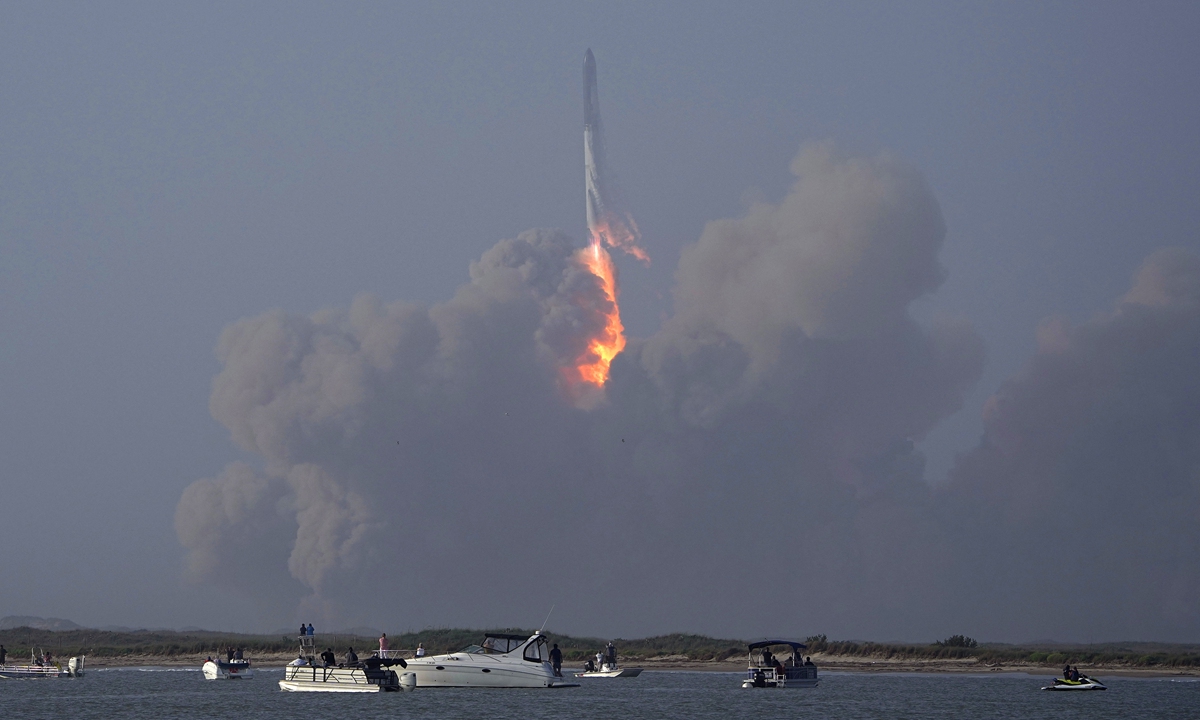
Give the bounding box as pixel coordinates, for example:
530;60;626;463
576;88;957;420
401;632;578;688
740;640;818;688
278;635;414;693
1042;676;1106;691
576;642;643;678
202;658;254;679
0;650;85;678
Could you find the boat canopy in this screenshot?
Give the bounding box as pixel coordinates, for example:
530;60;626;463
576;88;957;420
747;640;807;651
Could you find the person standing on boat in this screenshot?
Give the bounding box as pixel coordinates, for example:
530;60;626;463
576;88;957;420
0;645;6;665
606;642;616;667
379;633;388;653
234;647;243;660
550;643;563;677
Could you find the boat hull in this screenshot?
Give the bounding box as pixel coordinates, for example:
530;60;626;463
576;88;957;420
742;667;819;688
577;667;643;678
202;660;254;679
0;657;85;679
404;656;577;688
277;665;412;692
742;677;819;688
1042;679;1106;691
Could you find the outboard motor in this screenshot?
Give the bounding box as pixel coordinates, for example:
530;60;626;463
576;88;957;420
400;671;417;692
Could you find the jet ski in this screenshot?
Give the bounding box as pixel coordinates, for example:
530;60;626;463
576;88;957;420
1042;675;1106;691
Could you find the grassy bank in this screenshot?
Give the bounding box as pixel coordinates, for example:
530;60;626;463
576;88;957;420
804;636;1200;670
2;626;1198;670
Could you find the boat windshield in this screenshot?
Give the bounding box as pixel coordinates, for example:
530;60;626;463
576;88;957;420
522;636;547;663
464;635;529;655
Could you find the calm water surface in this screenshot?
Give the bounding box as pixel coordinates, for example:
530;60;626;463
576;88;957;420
2;668;1197;719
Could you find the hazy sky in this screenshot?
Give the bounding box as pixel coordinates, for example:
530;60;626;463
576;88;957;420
3;1;1199;642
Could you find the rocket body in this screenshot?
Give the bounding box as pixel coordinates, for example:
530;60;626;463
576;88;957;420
584;48;605;245
581;48;647;263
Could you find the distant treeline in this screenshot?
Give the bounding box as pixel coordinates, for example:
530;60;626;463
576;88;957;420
2;626;1198;668
802;635;1200;669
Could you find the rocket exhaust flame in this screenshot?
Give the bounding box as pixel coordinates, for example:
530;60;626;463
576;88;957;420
566;240;626;399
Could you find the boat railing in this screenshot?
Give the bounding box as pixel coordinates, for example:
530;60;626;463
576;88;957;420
376;649;407;660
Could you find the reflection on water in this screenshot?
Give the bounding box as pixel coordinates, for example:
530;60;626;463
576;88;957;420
1;668;1197;719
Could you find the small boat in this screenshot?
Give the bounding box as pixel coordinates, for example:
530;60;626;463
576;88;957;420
740;640;818;688
0;649;85;678
576;642;643;678
1042;675;1106;691
278;635;414;693
202;657;254;680
402;632;578;688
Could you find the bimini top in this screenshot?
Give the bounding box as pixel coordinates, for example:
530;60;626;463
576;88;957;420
747;640;807;651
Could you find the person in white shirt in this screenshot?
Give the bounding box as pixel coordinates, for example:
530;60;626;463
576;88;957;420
415;643;425;658
289;654;307;666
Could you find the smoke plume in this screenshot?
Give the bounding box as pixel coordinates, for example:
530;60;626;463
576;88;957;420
942;247;1200;640
176;145;1200;641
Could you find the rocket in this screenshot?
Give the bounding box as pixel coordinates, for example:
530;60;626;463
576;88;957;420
584;48;605;245
582;49;648;264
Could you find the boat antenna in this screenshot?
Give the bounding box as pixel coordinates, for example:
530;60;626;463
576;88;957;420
538;605;555;634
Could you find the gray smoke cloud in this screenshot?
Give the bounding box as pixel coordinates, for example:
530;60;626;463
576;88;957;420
175;143;1200;641
942;246;1200;641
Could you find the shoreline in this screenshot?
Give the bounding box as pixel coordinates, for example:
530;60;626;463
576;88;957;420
84;653;1199;678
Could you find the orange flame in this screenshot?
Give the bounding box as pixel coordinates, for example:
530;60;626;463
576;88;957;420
568;240;626;396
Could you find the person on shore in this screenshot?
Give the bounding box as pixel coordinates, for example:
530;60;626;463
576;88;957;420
415;643;425;657
549;643;563;677
379;633;388;653
307;623;315;636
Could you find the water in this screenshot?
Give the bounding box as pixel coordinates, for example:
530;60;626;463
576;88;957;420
2;668;1197;719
